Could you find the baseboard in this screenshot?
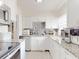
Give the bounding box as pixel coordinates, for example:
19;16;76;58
25;50;50;52
25;50;31;52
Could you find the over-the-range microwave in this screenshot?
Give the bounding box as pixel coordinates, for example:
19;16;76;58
70;29;79;36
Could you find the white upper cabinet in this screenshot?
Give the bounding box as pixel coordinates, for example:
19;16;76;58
3;0;17;21
0;4;11;24
46;19;59;29
67;0;79;27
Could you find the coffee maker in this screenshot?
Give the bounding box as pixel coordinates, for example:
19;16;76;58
61;28;71;43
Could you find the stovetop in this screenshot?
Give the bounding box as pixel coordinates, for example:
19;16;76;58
0;42;20;58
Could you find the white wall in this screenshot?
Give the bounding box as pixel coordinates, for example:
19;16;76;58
58;14;67;35
67;0;79;27
58;14;67;29
22;15;67;36
22;16;46;28
22;15;67;29
22;16;59;29
46;17;58;28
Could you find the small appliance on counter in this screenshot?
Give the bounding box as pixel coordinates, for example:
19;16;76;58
61;28;71;43
23;28;30;36
45;29;54;35
45;28;59;36
61;28;79;45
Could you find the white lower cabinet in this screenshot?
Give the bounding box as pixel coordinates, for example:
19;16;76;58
65;52;72;59
53;42;60;59
20;40;25;59
60;47;66;59
50;39;78;59
50;40;61;59
25;37;31;50
30;36;50;50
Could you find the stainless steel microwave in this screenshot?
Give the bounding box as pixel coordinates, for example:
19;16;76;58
70;29;79;36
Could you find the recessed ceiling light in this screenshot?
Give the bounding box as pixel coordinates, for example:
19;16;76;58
0;1;3;6
36;0;43;3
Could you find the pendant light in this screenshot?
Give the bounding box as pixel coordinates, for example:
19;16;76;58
36;0;43;3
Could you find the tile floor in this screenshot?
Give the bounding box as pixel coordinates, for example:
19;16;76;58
25;51;52;59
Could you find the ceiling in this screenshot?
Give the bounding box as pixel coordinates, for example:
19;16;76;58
17;0;67;16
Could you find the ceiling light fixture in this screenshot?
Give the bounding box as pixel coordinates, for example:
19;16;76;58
36;0;43;3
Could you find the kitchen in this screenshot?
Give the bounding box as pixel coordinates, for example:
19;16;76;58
0;0;79;59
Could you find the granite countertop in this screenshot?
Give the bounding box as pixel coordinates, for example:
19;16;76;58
49;35;79;59
61;40;79;58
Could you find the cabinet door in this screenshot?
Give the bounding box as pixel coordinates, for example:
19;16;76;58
60;47;65;59
31;38;39;50
49;40;61;59
65;52;73;59
31;37;45;50
25;37;31;50
49;39;54;59
31;36;50;50
53;41;60;59
20;40;25;59
41;37;51;50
